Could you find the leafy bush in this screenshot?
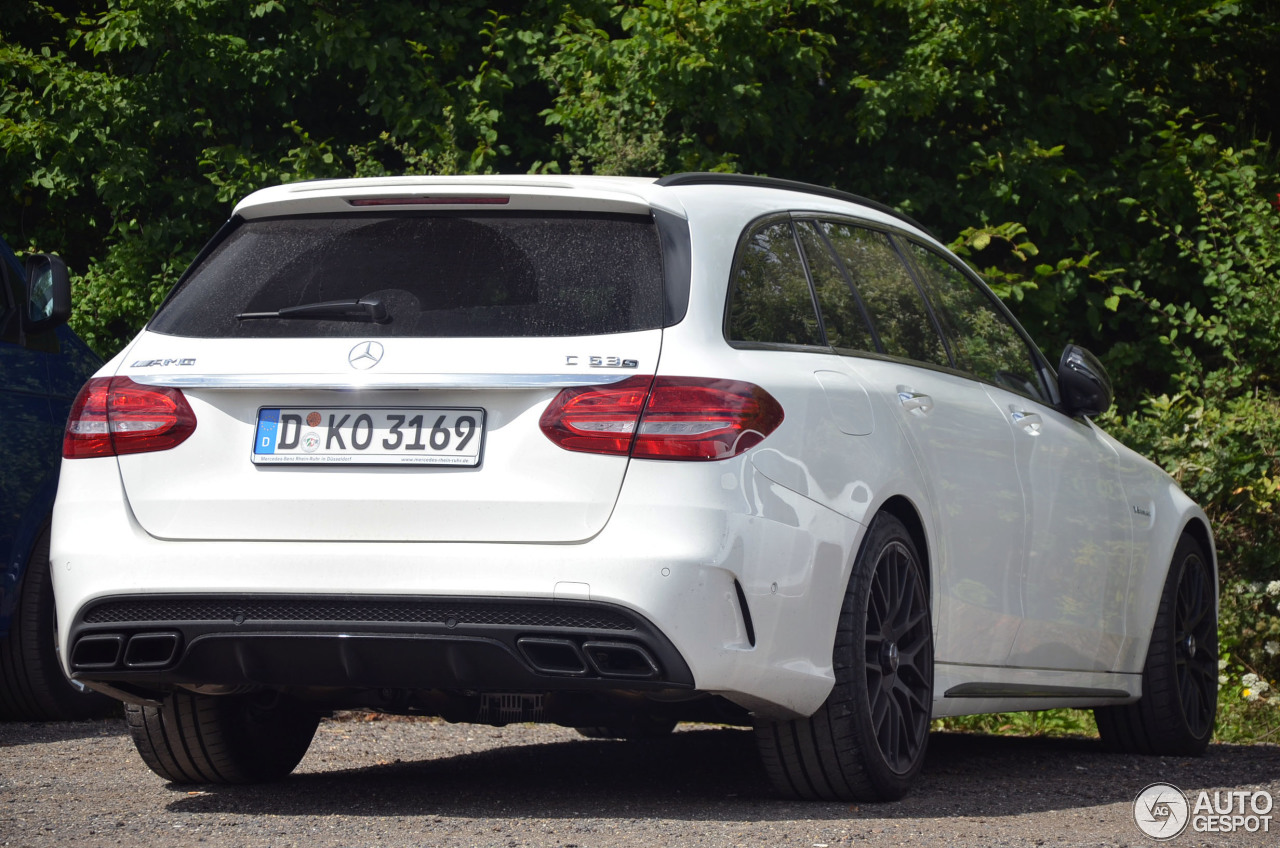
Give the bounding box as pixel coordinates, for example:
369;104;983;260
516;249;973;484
1103;132;1280;740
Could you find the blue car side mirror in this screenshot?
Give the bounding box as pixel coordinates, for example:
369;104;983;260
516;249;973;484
22;254;71;333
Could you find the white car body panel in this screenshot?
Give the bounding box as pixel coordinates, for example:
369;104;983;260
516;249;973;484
861;359;1030;668
1004;402;1133;672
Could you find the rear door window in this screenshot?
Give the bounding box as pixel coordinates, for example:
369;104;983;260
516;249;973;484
149;213;666;338
819;222;949;367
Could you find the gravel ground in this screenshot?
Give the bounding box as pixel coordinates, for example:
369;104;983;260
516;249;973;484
2;715;1278;847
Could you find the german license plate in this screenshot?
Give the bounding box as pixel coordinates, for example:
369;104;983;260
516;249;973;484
252;407;484;466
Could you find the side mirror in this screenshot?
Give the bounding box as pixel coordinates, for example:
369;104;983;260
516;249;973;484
22;254;71;333
1057;344;1113;418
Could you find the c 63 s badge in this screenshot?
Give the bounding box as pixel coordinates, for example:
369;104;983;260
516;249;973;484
565;355;639;368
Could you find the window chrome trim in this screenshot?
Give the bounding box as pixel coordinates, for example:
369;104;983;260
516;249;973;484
128;373;636;390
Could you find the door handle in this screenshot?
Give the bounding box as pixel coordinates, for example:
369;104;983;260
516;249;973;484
1011;410;1043;435
897;390;934;415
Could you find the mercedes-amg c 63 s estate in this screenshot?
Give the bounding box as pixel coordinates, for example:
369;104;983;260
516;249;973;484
51;174;1218;801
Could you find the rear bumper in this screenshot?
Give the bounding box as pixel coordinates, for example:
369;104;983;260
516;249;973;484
51;455;865;718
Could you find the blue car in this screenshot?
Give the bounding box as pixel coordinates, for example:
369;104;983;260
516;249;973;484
0;235;110;719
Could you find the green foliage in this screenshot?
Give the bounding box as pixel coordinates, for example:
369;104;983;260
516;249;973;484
932;709;1098;740
946;221;1116;308
540;0;841;174
822;0;1278;389
1114;133;1280;397
1211;582;1280;744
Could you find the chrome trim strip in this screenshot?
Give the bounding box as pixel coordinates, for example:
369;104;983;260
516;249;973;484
128;373;635;390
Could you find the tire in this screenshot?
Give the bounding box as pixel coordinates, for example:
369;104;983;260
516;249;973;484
0;527;117;721
576;716;678;740
755;512;933;801
126;690;320;783
1095;534;1217;756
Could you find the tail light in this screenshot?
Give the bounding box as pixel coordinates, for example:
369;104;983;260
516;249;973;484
63;377;197;459
540;376;783;461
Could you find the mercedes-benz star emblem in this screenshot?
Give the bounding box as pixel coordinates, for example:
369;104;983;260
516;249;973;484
348;341;384;370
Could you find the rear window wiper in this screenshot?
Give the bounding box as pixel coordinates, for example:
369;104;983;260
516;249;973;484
237;297;390;324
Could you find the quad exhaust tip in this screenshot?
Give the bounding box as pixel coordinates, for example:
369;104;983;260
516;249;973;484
70;631;182;671
516;637;661;680
581;641;660;679
123;632;182;668
516;637;589;676
70;634;124;670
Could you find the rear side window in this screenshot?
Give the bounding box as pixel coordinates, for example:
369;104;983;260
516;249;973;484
820;223;948;367
727;220;823;346
149;213;665;338
727;222;824;348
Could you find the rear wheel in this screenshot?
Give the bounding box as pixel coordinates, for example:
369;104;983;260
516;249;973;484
0;527;117;720
126;690;319;783
755;513;933;801
1095;534;1217;755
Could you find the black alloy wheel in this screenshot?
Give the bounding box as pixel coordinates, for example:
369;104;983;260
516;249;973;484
863;533;933;775
755;512;933;801
1095;534;1218;756
1174;544;1218;741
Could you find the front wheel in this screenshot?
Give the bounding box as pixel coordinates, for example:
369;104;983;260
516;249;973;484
755;512;933;801
126;690;319;783
1095;534;1217;755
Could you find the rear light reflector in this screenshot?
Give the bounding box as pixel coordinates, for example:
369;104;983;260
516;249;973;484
540;376;783;461
63;377;197;459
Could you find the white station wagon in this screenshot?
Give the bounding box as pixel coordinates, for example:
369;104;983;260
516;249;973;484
51;174;1217;800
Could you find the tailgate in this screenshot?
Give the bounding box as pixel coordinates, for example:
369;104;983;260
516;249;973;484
116;334;662;543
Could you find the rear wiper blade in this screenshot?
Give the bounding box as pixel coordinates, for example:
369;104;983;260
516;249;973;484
236;297;390;324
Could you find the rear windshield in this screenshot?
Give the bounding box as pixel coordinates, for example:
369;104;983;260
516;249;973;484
149;212;666;338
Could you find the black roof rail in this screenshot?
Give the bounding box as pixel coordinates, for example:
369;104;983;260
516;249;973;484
654;172;931;236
